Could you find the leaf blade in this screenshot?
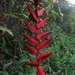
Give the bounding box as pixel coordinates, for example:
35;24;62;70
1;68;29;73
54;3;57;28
0;26;13;36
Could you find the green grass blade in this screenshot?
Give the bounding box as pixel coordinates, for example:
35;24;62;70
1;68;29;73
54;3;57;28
0;26;13;36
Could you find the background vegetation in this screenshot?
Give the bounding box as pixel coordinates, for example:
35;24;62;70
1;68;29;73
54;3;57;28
0;0;75;75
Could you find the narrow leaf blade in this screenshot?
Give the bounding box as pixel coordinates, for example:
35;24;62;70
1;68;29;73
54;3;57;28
0;26;13;36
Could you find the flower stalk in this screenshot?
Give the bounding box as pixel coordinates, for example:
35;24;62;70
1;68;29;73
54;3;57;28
23;0;52;75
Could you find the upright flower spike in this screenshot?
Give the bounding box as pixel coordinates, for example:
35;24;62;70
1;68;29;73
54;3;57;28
23;0;53;75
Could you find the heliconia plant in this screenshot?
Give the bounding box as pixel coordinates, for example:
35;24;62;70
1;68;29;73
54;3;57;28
23;0;52;75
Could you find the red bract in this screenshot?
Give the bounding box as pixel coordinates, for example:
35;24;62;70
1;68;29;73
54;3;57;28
37;38;52;50
34;0;40;6
23;34;38;45
34;0;37;7
24;0;53;75
37;66;44;75
25;45;38;55
36;31;52;40
36;18;48;28
37;8;45;16
27;3;38;22
38;0;40;6
37;52;52;61
23;20;38;34
27;62;39;67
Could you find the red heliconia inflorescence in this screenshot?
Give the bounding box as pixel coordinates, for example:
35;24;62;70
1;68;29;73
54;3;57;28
23;0;52;75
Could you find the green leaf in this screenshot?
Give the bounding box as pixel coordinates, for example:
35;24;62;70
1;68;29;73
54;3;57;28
0;26;13;36
0;71;9;75
5;13;29;20
47;0;53;2
64;14;75;22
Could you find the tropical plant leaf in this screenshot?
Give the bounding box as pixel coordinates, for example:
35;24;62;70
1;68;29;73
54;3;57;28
0;26;13;36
